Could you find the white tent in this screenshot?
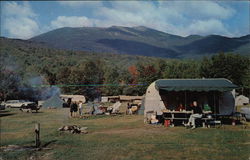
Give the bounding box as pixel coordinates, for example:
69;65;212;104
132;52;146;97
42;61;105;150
143;79;238;116
235;95;249;106
107;101;121;114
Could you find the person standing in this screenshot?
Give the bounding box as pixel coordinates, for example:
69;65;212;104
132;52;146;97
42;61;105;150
70;102;74;117
73;102;78;117
186;101;202;129
127;103;132;115
78;101;83;116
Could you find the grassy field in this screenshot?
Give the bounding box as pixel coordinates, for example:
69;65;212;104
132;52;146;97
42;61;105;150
0;107;250;160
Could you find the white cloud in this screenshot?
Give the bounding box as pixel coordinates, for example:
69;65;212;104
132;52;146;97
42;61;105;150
88;1;236;36
2;2;40;39
185;19;231;36
4;17;40;39
50;16;95;29
3;1;36;17
159;1;235;20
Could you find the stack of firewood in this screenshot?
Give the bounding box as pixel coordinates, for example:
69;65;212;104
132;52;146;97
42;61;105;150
58;125;88;134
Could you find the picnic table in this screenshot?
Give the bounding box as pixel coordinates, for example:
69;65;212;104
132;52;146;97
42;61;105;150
162;110;215;127
162;110;193;126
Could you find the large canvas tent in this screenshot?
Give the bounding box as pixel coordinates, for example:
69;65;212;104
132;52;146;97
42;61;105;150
143;79;238;116
42;95;64;108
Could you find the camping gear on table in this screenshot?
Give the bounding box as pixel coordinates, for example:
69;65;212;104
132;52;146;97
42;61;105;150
203;104;211;112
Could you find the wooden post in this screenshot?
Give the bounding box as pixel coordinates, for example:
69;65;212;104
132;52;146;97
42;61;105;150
35;123;40;148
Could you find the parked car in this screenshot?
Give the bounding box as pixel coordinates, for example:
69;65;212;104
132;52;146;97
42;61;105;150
4;100;35;108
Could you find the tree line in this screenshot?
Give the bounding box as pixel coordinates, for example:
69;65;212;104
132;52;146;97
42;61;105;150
1;52;249;101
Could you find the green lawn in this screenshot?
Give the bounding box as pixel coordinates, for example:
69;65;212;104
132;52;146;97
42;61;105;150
0;108;250;160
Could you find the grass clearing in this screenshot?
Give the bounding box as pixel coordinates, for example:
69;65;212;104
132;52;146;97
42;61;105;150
1;108;250;160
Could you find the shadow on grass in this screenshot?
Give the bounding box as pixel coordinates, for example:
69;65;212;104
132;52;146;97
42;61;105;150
0;110;11;113
30;112;44;114
19;110;44;114
0;112;16;117
42;140;57;148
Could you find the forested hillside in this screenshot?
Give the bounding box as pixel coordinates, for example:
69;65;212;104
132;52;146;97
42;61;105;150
0;37;249;101
30;26;250;58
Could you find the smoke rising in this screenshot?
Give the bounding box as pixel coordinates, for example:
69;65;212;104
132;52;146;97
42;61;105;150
0;55;60;101
22;76;61;101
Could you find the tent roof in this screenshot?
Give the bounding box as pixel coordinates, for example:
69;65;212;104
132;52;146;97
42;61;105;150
42;95;64;108
155;79;238;92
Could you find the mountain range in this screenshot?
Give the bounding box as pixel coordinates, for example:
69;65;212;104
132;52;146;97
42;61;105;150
15;26;250;58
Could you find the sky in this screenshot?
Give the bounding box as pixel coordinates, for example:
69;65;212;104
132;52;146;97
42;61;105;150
0;1;249;39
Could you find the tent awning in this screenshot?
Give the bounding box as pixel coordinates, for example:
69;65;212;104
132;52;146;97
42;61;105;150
155;79;238;92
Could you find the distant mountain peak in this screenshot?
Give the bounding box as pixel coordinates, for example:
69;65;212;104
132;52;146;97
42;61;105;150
132;26;149;31
29;26;250;58
109;25;125;28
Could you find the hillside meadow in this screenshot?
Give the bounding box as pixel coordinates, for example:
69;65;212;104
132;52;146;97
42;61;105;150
1;107;249;160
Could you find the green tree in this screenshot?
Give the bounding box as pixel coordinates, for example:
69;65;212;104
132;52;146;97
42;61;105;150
101;66;122;96
163;60;200;79
136;63;159;95
56;66;72;93
0;66;21;101
200;53;250;86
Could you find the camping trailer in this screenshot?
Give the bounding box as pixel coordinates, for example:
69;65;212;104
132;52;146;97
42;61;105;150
143;79;238;117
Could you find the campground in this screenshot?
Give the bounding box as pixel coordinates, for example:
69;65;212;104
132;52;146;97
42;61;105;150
1;107;250;160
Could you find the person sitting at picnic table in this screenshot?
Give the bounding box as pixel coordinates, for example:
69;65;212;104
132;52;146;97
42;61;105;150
186;101;202;129
176;103;185;111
